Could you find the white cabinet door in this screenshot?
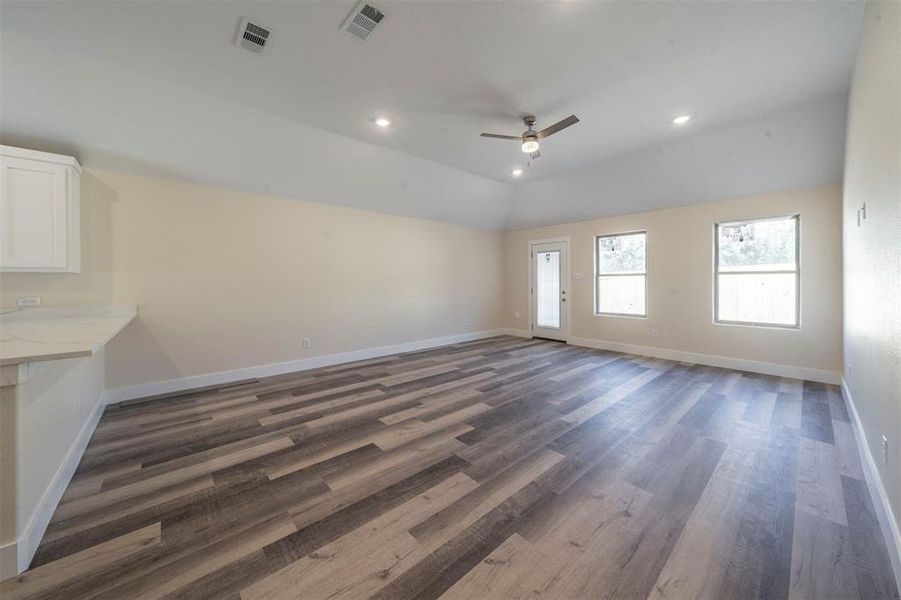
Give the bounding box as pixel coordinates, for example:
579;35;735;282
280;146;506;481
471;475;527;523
0;152;79;272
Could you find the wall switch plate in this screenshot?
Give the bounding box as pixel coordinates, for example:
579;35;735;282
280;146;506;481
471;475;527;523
882;435;888;465
17;296;41;307
650;328;660;339
302;338;312;349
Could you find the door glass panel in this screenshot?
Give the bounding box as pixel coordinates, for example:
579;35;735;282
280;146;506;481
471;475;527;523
536;250;560;328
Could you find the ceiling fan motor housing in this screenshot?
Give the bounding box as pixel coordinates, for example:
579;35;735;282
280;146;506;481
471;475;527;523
521;135;540;153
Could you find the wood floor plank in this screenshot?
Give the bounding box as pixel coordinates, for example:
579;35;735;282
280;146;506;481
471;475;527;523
577;435;726;600
437;532;538;600
842;475;901;599
108;513;297;600
832;419;866;480
55;438;295;520
410;448;564;550
4;337;895;599
796;437;848;526
503;481;653;599
0;523;161;600
649;444;758;600
242;473;477;600
788;510;860;600
800;384;835;443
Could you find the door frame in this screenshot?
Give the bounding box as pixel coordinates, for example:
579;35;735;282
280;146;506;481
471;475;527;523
527;236;572;342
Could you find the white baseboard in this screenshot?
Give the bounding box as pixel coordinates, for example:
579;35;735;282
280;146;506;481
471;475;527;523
841;378;901;588
106;329;506;405
567;336;841;384
502;328;531;338
0;393;106;580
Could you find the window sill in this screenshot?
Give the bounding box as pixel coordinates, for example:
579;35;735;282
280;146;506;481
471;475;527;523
594;313;647;320
713;320;800;331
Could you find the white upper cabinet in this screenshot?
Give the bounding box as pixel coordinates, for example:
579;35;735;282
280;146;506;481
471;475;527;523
0;145;81;273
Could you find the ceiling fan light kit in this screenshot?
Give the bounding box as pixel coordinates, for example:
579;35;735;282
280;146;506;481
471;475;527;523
481;114;580;165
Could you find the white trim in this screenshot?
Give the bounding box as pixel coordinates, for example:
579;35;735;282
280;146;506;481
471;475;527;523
105;329;505;404
0;392;106;580
528;236;572;342
568;336;840;384
841;378;901;588
0;144;82;173
502;328;531;338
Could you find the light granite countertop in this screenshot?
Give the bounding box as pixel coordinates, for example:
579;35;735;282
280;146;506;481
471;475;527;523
0;305;137;366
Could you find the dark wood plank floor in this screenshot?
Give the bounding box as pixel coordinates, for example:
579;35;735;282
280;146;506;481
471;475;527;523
3;336;898;599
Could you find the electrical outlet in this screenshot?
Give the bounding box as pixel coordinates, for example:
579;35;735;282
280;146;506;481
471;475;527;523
302;338;312;349
17;296;40;307
650;328;660;339
514;311;521;318
882;435;888;465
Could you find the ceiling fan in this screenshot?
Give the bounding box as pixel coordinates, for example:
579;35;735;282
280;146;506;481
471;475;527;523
480;114;580;160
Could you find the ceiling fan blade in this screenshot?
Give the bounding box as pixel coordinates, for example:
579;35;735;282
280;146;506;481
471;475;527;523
535;115;580;139
480;133;522;141
530;149;541;160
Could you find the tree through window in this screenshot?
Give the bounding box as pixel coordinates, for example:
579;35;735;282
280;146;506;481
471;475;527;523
715;215;799;327
596;232;647;317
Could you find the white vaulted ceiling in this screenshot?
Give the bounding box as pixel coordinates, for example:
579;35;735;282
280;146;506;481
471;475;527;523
0;1;862;229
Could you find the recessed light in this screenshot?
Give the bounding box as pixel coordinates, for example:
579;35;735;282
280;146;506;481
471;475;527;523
375;118;391;127
512;169;523;176
673;114;691;125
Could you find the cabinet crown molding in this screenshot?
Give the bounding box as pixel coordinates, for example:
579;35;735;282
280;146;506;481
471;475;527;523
0;145;82;174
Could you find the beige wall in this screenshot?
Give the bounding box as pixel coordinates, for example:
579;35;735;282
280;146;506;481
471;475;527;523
843;0;901;536
503;185;843;378
0;170;504;391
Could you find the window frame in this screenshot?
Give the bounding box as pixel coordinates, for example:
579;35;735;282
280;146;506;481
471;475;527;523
713;214;801;329
594;230;648;318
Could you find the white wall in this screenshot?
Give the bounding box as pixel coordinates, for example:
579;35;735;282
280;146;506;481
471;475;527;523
0;28;513;230
504;185;843;382
842;0;901;554
507;95;847;229
0;350;106;579
0;169;505;395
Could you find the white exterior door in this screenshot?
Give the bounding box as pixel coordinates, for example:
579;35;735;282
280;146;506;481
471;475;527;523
531;240;568;341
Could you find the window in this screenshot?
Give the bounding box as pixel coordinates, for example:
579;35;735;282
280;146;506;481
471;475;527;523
715;215;799;327
595;231;646;316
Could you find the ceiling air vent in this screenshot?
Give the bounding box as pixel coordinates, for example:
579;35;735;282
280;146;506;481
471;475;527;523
341;2;385;41
235;17;272;54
